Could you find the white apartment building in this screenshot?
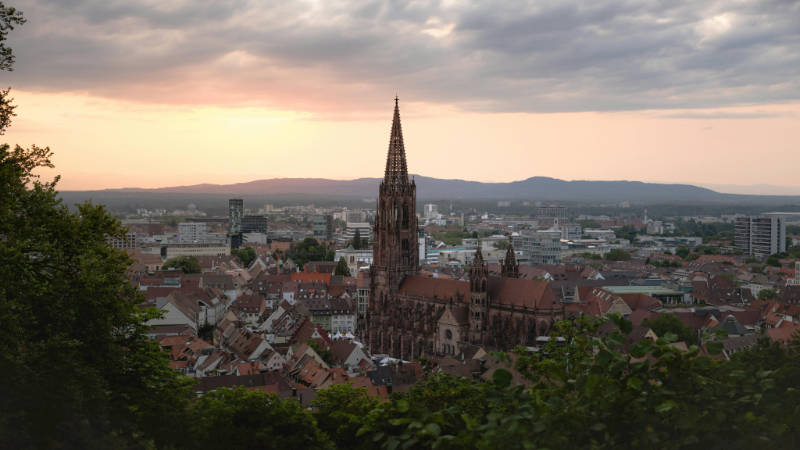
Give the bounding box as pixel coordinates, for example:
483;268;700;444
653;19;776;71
178;222;207;243
513;230;564;265
335;247;374;275
163;243;230;259
735;213;791;257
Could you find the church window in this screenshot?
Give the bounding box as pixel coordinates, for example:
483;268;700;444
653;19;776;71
445;329;453;340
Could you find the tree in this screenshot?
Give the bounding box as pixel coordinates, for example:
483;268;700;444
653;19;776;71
162;255;201;273
313;384;378;448
605;248;631;261
580;220;601;229
352;228;362;249
758;288;777;300
335;257;351;277
0;147;193;447
493;240;509;250
288;237;332;269
345;316;800;449
232;246;256;267
0;2;25;134
188;387;332;450
766;254;782;267
642;313;698;345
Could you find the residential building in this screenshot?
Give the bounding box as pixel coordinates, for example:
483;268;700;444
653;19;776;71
162;243;230;259
229;198;243;249
342;222;372;245
424;203;439;219
242;215;268;234
313;215;333;240
560;223;582;240
513;230;563;264
335;247;373;275
584;228;616;241
534;206;567;222
178;222;207;243
735;214;787;257
108;231;137;249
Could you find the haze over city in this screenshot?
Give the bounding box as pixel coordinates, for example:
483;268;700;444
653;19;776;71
2;0;798;192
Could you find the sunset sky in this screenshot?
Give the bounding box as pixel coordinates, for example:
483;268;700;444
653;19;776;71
2;0;799;192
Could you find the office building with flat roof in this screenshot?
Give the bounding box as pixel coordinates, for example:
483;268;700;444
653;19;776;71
735;213;789;257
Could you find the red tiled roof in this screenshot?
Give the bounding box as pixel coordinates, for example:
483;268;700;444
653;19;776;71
291;272;331;285
487;276;557;309
399;275;469;302
766;321;800;345
619;293;662;311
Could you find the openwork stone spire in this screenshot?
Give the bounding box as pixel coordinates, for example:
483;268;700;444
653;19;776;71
473;239;484;265
501;239;519;278
384;96;409;187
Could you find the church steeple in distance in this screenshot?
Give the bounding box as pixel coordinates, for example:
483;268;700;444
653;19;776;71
384;96;409;187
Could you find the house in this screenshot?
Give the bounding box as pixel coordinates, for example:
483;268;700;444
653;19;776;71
330;340;371;373
225;328;273;361
147;287;230;331
231;293;266;325
766;321;800;346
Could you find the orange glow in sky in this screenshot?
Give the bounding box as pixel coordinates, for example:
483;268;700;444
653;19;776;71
5;90;799;192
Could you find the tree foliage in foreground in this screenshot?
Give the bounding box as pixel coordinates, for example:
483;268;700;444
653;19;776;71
0;144;194;449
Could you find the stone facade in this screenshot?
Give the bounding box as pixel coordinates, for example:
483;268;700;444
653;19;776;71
367;99;564;360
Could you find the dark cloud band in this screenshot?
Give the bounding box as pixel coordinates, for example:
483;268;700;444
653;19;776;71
5;0;799;113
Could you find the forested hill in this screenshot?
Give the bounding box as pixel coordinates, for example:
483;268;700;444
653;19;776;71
75;175;800;204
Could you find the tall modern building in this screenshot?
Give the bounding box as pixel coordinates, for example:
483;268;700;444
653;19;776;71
735;214;787;257
313;215;333;240
242;215;268;234
228;198;244;249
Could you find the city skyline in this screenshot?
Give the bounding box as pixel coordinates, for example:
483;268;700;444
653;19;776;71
3;0;799;192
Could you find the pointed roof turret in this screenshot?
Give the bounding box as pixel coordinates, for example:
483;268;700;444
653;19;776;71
501;239;519;278
384;97;409;187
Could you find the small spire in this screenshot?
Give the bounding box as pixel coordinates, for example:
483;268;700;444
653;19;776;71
473;239;484;264
502;238;519;278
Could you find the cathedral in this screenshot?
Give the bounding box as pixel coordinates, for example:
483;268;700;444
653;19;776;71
367;99;564;360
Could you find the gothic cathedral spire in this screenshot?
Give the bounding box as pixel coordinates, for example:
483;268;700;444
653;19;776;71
372;98;418;285
368;98;420;355
384;96;409;187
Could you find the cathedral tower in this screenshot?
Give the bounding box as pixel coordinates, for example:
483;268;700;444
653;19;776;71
373;97;418;283
468;242;489;344
368;98;419;353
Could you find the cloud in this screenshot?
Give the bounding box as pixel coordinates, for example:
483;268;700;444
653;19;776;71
663;111;794;119
4;0;800;114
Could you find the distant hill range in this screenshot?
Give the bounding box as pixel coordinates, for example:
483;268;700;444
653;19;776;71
82;175;800;204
